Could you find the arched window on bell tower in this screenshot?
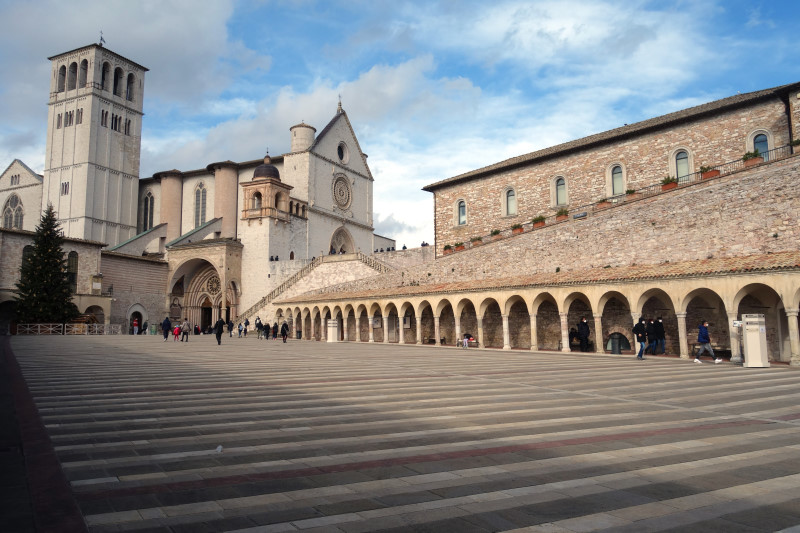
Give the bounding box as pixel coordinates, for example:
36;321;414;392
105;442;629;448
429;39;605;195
194;183;207;228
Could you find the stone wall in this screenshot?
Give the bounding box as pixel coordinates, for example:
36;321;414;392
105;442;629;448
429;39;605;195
432;97;792;255
372;246;435;270
100;252;169;326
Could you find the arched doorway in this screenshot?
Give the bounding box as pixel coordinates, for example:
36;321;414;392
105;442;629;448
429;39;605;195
85;305;105;325
329;226;355;254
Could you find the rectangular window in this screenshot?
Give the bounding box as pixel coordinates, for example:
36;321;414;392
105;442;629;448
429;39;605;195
61;182;70;195
76;108;83;125
57;113;62;129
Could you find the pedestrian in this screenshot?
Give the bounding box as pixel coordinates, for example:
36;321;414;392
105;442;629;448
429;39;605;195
173;324;180;341
280;321;289;343
646;319;657;355
244;318;249;337
633;318;647;360
462;333;470;349
577;316;590;352
695;320;722;364
214;317;226;345
132;317;139;335
227;319;233;337
272;322;278;340
256;317;263;339
161;316;171;342
181;318;190;342
238;323;243;337
654;317;666;354
142;321;148;335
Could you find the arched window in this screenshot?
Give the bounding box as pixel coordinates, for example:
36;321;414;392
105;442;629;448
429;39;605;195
611;165;623;196
57;65;66;92
142;192;154;231
67;62;78;90
505;189;517;216
101;62;110;90
275;192;283;211
675;150;689;179
79;59;88;88
252;192;262;210
290;251;295;260
555;177;567;206
754;133;768;159
457;200;466;225
126;73;135;101
194;183;207;227
67;251;78;294
113;67;123;96
2;194;23;229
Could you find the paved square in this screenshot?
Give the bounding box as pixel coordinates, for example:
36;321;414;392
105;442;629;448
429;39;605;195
7;336;800;532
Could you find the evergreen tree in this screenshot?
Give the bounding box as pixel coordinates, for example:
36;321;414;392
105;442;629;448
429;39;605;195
14;204;78;323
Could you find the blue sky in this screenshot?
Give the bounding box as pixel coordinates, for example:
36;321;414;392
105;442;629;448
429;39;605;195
1;0;798;248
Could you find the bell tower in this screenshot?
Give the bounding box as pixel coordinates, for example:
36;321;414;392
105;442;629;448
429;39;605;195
42;43;148;246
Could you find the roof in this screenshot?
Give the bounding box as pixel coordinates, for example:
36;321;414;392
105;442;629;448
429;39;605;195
101;250;168;264
0;226;106;247
1;159;43;181
48;43;149;72
423;81;800;192
276;250;800;304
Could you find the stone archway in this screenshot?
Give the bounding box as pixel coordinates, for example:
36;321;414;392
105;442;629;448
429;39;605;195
329;226;355;254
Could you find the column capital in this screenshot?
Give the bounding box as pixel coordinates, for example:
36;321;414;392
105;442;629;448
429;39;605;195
676;312;687;318
785;308;799;318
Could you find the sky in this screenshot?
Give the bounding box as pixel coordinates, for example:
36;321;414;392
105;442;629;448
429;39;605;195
1;0;798;249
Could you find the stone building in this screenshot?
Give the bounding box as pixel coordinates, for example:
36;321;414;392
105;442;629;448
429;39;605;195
0;43;395;332
277;83;800;365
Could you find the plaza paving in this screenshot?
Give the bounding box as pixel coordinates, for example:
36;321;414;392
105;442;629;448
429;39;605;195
4;335;800;533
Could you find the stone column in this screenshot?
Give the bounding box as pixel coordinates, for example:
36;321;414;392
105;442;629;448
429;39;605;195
321;317;327;341
354;315;361;342
383;316;390;343
530;314;538;351
502;314;511;350
728;312;742;363
416;316;422;345
786;309;800;366
399;316;406;344
594;316;604;354
676;312;689;359
477;317;484;348
343;315;349;342
434;316;441;346
559;313;570;353
630;312;642;356
454;316;461;347
368;317;375;343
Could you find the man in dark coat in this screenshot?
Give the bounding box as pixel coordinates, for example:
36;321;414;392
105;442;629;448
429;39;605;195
272;322;278;340
280;322;289;343
214;317;226;345
695;320;722;364
577;317;590;352
161;316;171;342
645;319;657;355
654;317;666;354
633;318;647;360
244;318;249;337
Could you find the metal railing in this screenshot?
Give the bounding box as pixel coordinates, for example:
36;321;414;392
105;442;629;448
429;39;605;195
16;323;122;335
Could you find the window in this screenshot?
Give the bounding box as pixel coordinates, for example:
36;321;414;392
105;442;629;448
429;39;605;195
457;200;466;225
57;65;66;92
10;174;20;186
754;133;769;159
337;142;349;163
2;194;23;229
76;108;83;125
194;183;207;227
57;113;62;129
126;73;135;101
79;59;88;88
67;251;78;294
611;165;623;196
101;62;110;90
675;150;689;180
21;245;33;267
113;67;123;96
65;111;73;127
290;251;295;260
252;192;262;210
555;177;567;206
142;191;154;231
124;119;131;135
61;182;70;196
67;62;77;90
505;188;517;216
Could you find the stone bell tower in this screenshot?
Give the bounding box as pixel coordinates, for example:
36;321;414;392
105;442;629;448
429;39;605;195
42;43;148;246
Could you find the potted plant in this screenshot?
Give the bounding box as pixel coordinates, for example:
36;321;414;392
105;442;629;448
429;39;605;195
742;150;763;167
661;176;678;191
490;228;502;240
511;223;524;234
556;208;569;221
454;241;465;251
443;244;453;255
532;215;546;229
699;165;720;179
470;236;483;246
596;197;611;208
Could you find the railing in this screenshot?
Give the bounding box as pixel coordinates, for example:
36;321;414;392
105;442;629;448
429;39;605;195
447;144;797;254
16;324;122;335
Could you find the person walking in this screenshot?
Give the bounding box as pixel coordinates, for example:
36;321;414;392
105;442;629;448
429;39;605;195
695;320;722;364
132;317;139;335
214;317;226;345
577;317;591;352
227;319;233;337
633;318;647;360
654;317;666;354
244;318;249;337
280;321;289;343
255;317;263;339
462;333;470;349
646;318;657;355
272;322;278;340
161;316;171;342
181;318;190;342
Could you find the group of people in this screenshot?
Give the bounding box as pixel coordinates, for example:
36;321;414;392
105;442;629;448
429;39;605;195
160;317;191;342
632;317;667;360
158;316;290;346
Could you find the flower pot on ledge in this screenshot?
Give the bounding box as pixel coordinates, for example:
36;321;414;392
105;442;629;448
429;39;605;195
556;215;569;222
471;240;483;247
443;248;453;256
492;234;503;241
744;156;764;168
455;245;465;251
533;221;546;229
512;227;524;234
596;201;612;209
661;182;678;191
701;169;720;179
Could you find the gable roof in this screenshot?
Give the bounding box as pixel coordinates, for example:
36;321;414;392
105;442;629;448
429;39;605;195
423;81;800;192
310;106;373;180
1;159;43;182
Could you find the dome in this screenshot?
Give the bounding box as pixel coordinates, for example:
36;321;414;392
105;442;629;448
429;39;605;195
253;154;280;181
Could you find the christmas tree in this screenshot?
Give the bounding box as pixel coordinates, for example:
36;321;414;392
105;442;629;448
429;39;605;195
14;204;78;323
